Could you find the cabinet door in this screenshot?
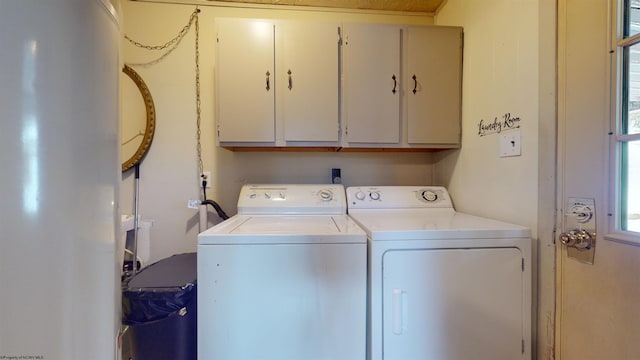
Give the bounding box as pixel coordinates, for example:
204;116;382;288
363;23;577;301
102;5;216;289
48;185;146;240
343;23;401;144
278;22;339;142
382;248;523;360
406;26;462;145
216;19;275;142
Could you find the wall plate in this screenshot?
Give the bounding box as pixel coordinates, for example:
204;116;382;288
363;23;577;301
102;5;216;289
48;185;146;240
500;129;521;157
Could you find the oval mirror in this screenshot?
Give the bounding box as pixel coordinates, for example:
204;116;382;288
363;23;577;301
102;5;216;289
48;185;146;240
121;64;155;172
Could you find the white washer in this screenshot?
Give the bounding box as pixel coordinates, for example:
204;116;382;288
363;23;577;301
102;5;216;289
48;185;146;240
346;186;532;360
198;184;367;360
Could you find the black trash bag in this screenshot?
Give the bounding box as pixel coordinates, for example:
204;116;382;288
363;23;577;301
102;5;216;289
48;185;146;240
122;252;197;325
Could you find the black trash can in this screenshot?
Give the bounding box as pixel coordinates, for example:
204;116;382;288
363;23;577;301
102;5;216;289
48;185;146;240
122;252;197;360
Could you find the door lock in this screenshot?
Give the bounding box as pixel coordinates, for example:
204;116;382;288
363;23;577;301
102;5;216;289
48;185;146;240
559;229;595;250
561;198;596;264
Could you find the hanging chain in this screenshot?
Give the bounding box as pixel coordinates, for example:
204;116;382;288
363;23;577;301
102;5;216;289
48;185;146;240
194;9;204;178
124;9;199;67
125;9;199;51
123;8;204;182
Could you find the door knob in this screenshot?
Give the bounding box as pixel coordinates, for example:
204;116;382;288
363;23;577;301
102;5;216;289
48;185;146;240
560;229;594;250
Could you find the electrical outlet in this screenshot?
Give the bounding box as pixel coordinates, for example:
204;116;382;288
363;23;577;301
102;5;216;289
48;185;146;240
331;168;341;184
187;199;200;209
201;171;211;188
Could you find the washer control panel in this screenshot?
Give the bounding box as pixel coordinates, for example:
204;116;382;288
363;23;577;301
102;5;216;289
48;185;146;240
238;184;346;215
347;186;454;209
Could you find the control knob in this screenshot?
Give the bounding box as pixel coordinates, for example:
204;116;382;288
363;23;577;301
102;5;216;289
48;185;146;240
319;189;333;201
369;191;380;201
421;190;438;202
355;191;366;201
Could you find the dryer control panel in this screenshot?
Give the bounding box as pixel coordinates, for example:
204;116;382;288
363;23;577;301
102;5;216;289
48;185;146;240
346;186;454;209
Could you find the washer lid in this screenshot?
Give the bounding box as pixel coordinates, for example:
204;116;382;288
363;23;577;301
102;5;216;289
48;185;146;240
198;214;366;244
348;209;530;240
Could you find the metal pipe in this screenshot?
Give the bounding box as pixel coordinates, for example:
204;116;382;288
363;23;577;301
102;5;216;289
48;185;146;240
133;163;140;274
199;204;208;232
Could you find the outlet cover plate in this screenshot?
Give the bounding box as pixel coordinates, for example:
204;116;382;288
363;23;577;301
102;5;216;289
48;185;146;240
201;171;211;188
500;129;521;157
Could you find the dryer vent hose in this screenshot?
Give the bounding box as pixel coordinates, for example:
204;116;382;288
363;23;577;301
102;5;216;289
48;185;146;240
201;199;229;221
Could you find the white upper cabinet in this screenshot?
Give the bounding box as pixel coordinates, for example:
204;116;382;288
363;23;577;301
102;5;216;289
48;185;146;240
216;18;275;143
342;23;402;144
405;26;462;146
277;21;340;143
342;23;462;148
216;18;340;146
216;18;463;150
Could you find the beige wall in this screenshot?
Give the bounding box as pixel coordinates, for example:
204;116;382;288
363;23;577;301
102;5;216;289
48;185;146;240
435;0;556;358
120;2;640;359
434;0;541;232
120;1;437;263
121;1;563;358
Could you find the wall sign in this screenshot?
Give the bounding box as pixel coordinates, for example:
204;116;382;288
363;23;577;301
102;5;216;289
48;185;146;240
477;113;521;137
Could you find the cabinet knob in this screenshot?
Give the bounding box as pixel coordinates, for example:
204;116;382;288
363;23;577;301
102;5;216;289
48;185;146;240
288;69;293;90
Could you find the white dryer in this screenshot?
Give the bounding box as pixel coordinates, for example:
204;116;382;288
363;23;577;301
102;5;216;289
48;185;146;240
346;186;532;360
198;184;367;360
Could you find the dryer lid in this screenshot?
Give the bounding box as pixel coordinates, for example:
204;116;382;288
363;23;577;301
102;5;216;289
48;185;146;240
348;209;530;240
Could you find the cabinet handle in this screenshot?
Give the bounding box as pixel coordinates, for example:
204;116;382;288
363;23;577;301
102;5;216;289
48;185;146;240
288;69;293;90
266;70;271;91
392;74;397;94
412;74;417;94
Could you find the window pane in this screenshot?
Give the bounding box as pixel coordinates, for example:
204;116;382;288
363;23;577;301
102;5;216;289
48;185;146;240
625;0;640;37
622;140;640;232
624;44;640;134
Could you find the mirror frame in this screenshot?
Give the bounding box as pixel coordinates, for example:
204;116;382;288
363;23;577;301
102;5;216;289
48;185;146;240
122;64;156;172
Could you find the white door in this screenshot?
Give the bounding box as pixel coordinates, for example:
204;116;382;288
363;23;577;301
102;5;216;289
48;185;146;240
382;248;524;360
342;23;401;144
557;0;640;358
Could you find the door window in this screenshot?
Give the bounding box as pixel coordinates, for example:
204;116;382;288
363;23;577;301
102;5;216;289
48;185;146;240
612;0;640;240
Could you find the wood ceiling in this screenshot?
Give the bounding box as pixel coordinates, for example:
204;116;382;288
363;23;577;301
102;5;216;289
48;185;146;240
204;0;446;13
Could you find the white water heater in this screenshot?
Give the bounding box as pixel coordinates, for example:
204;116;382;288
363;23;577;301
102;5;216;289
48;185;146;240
0;1;121;359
